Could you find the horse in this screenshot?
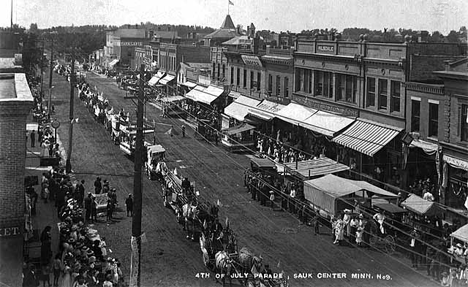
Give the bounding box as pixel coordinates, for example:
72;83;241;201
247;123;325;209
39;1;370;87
182;201;199;241
238;247;263;286
215;251;234;287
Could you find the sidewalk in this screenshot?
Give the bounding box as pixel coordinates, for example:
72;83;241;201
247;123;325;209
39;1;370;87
24;117;67;266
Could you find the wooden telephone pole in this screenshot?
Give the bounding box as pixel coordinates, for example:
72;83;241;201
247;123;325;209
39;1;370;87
130;64;145;287
66;50;75;173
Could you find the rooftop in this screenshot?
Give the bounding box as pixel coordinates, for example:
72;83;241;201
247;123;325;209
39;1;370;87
0;73;33;103
0;74;15;99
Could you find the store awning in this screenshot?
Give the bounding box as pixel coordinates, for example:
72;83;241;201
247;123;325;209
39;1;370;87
185;85;223;105
401;194;444;216
159;74;175;85
148;71;165;86
301;111;355;137
282;157;350;179
159;95;186;103
248;99;286;121
109;59;119;67
224;96;261;122
373;202;407;214
223;123;255;135
451;224;468;243
26;123;39;131
180;81;197;88
228;91;242;99
332;119;402;156
443;154;468;171
410;139;438;155
275;102;317;125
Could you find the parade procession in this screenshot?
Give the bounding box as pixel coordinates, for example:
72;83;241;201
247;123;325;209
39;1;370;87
1;1;468;287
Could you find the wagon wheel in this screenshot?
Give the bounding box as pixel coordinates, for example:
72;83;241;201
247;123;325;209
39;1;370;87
384;235;396;254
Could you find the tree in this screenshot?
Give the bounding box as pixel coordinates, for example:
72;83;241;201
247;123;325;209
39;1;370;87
446;30;460;43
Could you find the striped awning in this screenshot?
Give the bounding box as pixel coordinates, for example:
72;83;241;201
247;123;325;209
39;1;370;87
332;119;403;157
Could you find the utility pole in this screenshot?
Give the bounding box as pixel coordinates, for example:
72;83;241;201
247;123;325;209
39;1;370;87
130;63;145;287
48;39;54;116
66;49;75;174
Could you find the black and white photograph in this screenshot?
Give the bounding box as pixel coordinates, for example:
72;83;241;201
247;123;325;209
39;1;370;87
0;0;467;286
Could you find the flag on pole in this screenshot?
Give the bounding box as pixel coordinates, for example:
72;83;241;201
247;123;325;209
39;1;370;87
229;0;234;5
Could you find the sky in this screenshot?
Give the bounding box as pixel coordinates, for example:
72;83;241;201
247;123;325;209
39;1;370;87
0;0;466;34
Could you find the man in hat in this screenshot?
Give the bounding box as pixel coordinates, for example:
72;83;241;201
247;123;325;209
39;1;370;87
84;193;92;222
125;194;133;217
30;130;36;147
102;180;110;194
410;227;422;268
94;177;102;194
181;124;186;137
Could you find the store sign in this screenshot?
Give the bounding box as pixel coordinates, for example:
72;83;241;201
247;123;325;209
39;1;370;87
317;45;335;53
241;55;263;68
0;226;21;237
120;42;143;47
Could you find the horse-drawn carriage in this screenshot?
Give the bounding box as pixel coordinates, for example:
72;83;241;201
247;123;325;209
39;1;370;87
145;144;166;180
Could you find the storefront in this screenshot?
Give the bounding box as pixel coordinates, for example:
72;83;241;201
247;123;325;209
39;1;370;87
333;119;404;190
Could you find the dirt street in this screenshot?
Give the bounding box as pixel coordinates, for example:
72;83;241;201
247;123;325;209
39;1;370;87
47;70;437;287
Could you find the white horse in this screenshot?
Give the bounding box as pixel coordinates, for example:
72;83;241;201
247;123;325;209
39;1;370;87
215;251;234;287
182;202;199;241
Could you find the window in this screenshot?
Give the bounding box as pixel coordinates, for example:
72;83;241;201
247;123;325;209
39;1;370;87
304;70;311;93
250;71;254;89
429;102;439;138
222;64;225;80
243;69;247;88
268;74;272;93
276;75;281;96
366;77;376;107
212;63;216;78
378;79;388;110
315;71;333;98
337;74;357;103
390;81;401;112
284;77;289;98
411;100;420;132
257;72;261;91
461;105;468;142
217;63;220;79
299;69;305;92
236;68;240;86
230;67;234;84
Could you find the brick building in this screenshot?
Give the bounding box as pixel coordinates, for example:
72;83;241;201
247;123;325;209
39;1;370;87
0;66;34;286
406;57;468;217
291;35;467;191
104;27;151;69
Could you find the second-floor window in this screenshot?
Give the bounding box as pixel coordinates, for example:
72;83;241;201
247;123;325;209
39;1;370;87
284;77;289;98
411;99;420;132
390;81;401;113
250;71;254;89
378;79;388;110
243;69;247;88
276;75;281;96
257;72;261;91
315;71;333;98
429;102;439;138
366;77;376;107
236;68;240;86
337;74;357;103
268;74;272;93
230;67;234;84
461;104;468;142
